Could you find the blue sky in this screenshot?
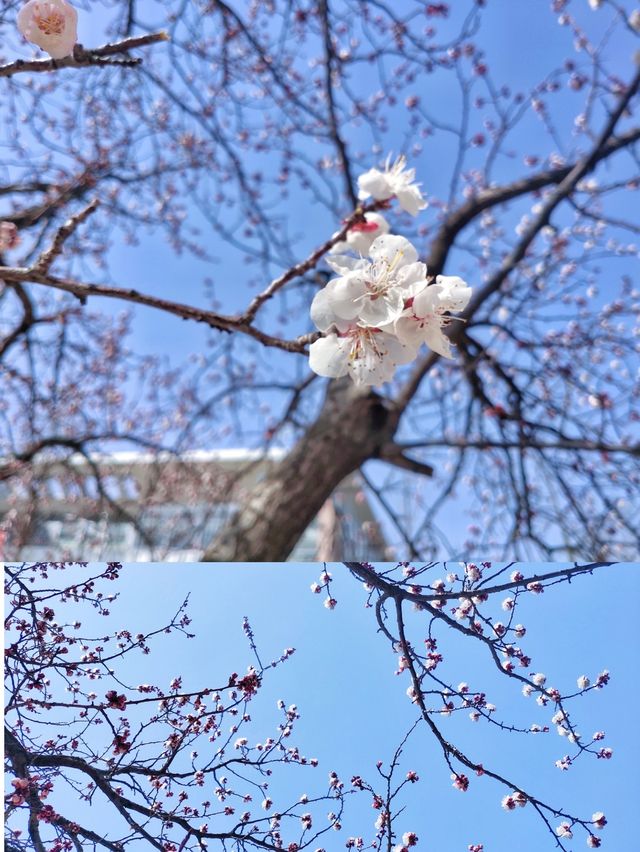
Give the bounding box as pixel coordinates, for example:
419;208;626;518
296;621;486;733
5;562;640;851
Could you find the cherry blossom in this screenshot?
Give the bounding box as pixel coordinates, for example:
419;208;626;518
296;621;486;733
357;155;427;215
17;0;78;59
556;822;573;839
308;325;416;386
394;275;472;358
330;212;391;256
451;773;469;791
501;794;517;810
317;234;427;328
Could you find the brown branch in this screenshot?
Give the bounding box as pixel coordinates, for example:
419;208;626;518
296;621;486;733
33;200;100;274
0;32;169;78
0;282;35;358
1;173;97;231
378;443;434;477
389;596;579;852
5;729;291;851
343;561;615;604
424;124;640;274
0;265;318;353
318;0;359;207
0;199;387;353
239;199;387;323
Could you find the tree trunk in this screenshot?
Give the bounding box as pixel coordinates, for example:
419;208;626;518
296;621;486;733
202;379;400;561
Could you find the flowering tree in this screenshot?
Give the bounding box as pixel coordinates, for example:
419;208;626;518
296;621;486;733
4;560;622;851
1;1;640;560
4;561;346;852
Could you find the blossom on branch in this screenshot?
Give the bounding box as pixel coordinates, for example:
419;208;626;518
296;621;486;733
394;275;472;358
309;159;470;385
357;154;427;216
556;822;573;839
309;325;416;386
17;0;78;60
319;234;428;328
309;205;471;385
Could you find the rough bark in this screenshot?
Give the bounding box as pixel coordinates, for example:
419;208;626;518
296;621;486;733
202;379;401;561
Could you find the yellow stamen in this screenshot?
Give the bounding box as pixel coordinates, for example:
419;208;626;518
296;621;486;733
35;11;65;35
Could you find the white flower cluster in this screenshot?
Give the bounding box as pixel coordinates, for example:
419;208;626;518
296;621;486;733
309;156;471;386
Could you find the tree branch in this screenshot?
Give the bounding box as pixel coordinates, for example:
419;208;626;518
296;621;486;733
0;32;169;78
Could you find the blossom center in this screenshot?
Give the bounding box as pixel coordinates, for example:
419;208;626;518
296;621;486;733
345;327;382;362
35;10;66;35
364;250;404;298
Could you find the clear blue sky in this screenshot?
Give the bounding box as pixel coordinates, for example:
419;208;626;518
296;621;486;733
6;562;639;851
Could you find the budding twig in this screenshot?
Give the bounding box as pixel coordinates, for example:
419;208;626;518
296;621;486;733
0;31;169;78
33;199;100;274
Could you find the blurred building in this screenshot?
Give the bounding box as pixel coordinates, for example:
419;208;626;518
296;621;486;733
0;449;387;562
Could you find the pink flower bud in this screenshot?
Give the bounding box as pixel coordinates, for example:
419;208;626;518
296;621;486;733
0;222;20;252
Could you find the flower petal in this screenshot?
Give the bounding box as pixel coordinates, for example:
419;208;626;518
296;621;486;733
308;335;350;378
358;289;405;327
395;185;427;216
396;261;428;293
423;324;454;359
369;233;418;266
325;254;365;274
412;284;441;318
326;274;366;319
310;287;339;332
357;168;393;201
434;275;473;311
394;315;425;348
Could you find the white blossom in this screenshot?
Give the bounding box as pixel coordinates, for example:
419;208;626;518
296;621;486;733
309;325;416;386
592;811;607;830
357;154;427;215
556;822;573;839
317;234;427;328
17;0;78;59
394;275;472;358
